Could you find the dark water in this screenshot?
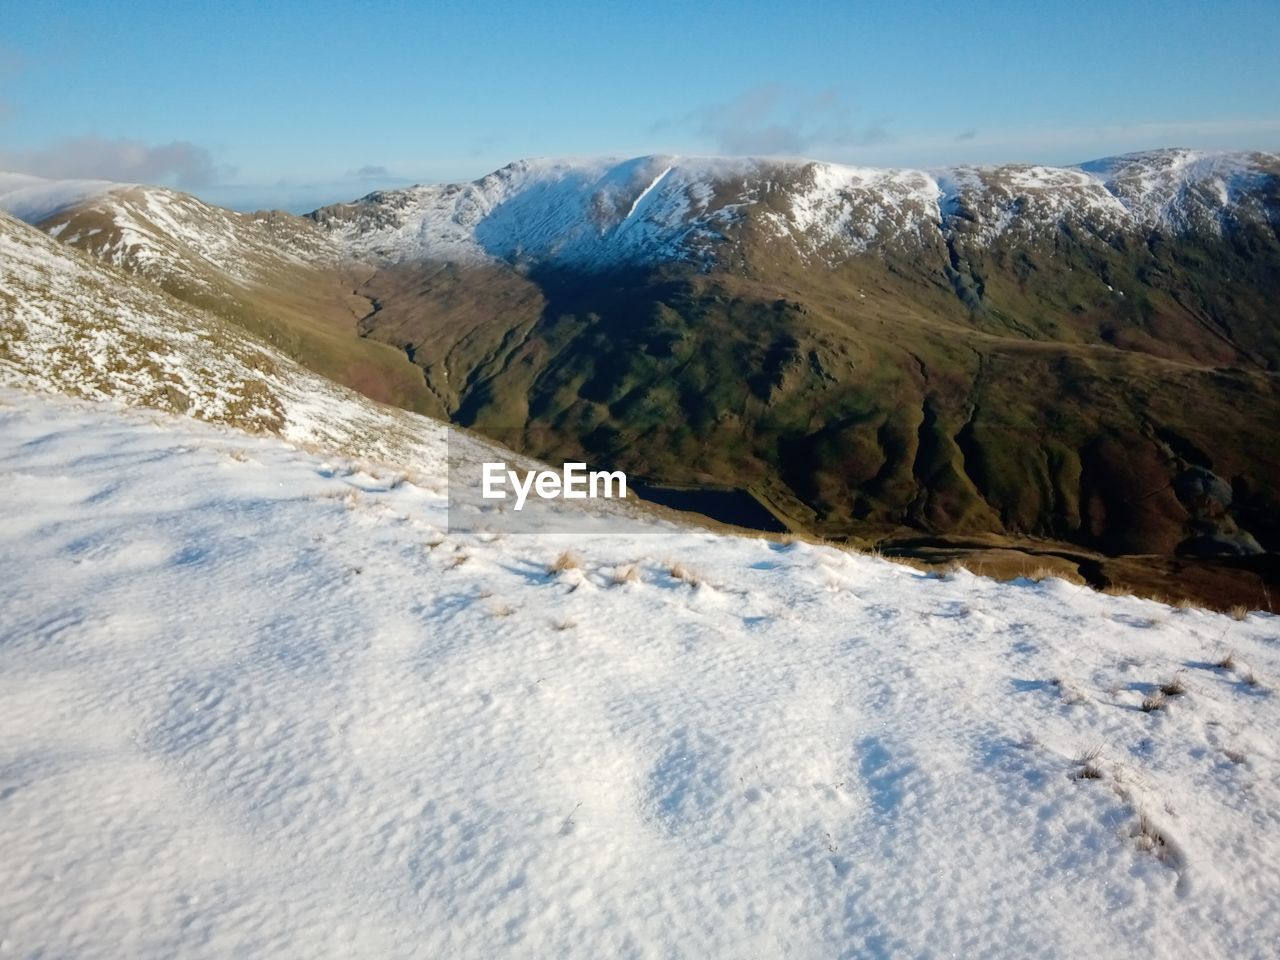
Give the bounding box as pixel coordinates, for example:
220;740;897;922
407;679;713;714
630;481;789;533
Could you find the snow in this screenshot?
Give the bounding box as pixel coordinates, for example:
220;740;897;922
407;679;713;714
623;164;675;221
0;171;123;225
1;384;1278;958
1078;149;1277;232
314;155;755;269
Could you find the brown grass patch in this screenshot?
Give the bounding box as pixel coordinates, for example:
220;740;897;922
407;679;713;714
611;565;641;585
1159;676;1187;697
549;551;582;575
669;561;704;587
1141;692;1168;713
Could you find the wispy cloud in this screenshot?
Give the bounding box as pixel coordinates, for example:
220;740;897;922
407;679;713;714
0;136;228;186
656;85;892;156
954;129;978;142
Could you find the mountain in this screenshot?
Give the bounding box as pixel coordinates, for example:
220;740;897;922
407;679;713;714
0;205;456;469
2;176;436;413
309;149;1280;269
10;150;1280;605
308;150;1280;604
4;158;1280;957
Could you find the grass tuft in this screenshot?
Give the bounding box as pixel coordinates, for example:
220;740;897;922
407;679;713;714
1159;675;1187;697
1133;813;1176;864
549;551;582;575
611;564;641;586
669;561;704;587
1072;743;1105;780
1141;692;1168;713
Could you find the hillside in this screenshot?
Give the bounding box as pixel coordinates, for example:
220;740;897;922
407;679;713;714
2;177;436;413
10;152;1280;605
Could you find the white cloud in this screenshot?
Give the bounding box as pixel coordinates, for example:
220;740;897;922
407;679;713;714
657;85;892;156
0;136;227;186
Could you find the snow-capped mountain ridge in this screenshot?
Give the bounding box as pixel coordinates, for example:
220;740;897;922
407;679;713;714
312;148;1280;269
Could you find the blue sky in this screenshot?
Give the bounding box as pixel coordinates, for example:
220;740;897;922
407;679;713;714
2;0;1278;211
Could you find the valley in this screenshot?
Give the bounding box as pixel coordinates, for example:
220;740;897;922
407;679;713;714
5;149;1278;607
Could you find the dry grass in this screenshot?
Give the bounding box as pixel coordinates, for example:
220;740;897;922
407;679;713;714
444;552;469;571
1141;692;1168;713
1132;812;1176;864
669;561;704;587
1228;604;1250;621
1058;683;1089;706
1242;670;1262;688
1074;743;1103;764
1075;742;1105;783
1215;651;1236;671
1072;743;1105;780
611;565;641;586
1159;675;1187;697
551;617;576;631
1028;565;1087;585
549;551;581;575
489;603;516;618
1223;748;1246;765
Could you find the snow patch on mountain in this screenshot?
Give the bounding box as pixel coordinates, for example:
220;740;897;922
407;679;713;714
39;186;341;295
312;154;762;269
1079;148;1278;232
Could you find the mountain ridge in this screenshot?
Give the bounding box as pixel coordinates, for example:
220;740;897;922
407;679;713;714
308;148;1280;270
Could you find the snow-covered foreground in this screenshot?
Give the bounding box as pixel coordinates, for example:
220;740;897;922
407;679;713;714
2;388;1278;959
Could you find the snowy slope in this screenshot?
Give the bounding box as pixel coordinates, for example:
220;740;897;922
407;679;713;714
311;149;1280;269
32;185;341;293
0;207;439;468
2;386;1279;959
